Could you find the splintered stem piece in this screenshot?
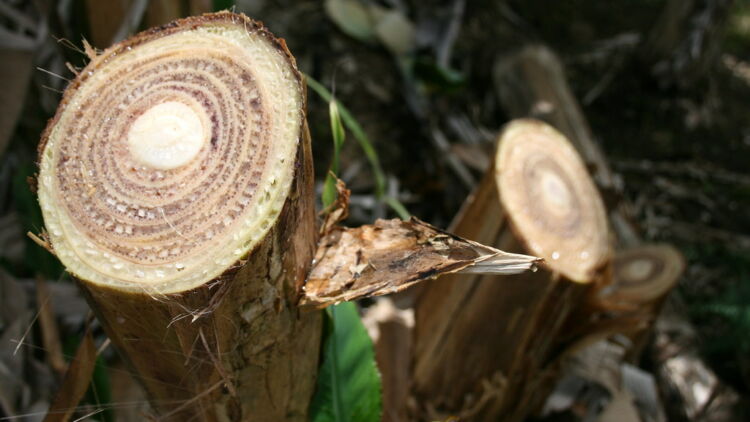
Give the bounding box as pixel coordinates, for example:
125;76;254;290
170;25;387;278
37;13;319;421
302;218;539;308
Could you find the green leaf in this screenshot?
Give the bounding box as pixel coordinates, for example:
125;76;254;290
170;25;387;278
329;100;346;162
322;101;347;208
384;196;410;220
306;75;387;198
322;173;338;210
413;56;466;93
310;302;382;422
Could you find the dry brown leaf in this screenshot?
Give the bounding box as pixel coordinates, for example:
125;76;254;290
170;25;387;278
43;326;96;422
0;271;30;416
319;176;351;236
301;217;539;308
108;360;148;422
35;278;67;376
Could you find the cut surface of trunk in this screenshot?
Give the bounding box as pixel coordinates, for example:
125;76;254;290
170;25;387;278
411;119;611;422
37;12;320;421
493;45;613;190
608;244;684;308
493;44;639;246
605;244;684;361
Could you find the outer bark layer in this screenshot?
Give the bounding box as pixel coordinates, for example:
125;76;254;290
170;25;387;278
37;13;320;421
411;120;611;422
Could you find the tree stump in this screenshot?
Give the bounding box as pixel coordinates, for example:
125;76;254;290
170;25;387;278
36;13;320;421
492;42;740;422
411;119;612;422
606;244;685;361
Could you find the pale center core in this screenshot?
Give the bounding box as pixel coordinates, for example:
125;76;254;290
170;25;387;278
624;259;654;281
540;170;572;213
127;101;206;170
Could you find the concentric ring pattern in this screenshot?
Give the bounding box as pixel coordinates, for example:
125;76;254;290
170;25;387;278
495;120;609;282
37;17;303;293
612;245;684;301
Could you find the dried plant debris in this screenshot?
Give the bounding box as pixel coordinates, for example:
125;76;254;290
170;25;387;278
302;217;539;307
543;340;666;422
319;176;351;236
0;271;31;417
43;326;97;422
